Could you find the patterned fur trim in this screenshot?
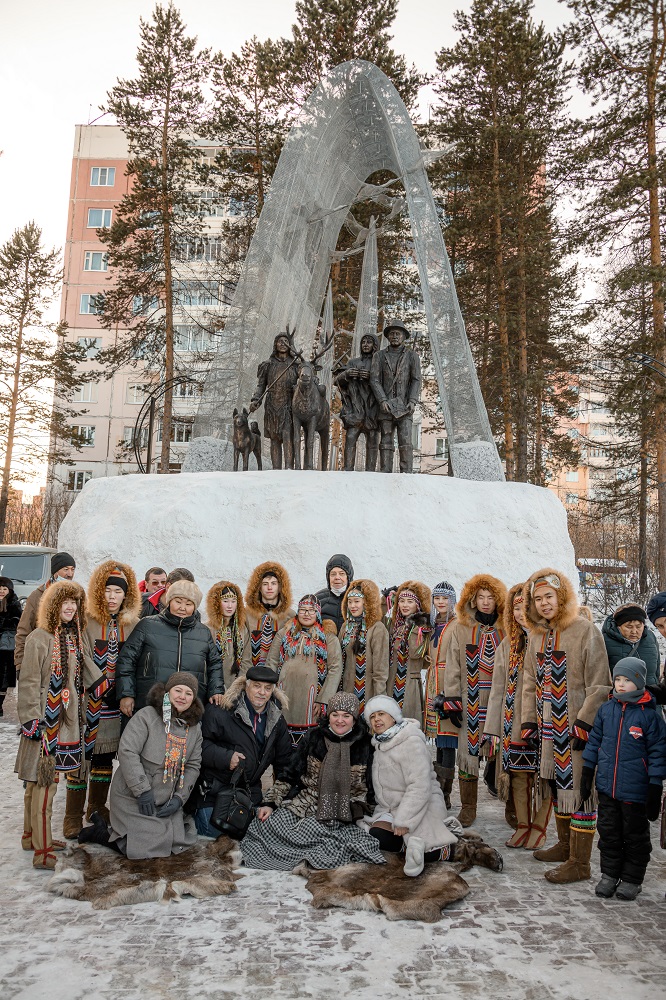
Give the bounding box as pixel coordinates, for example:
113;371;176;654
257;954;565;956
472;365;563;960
244;561;292;620
36;581;86;634
341;579;382;630
220;675;288;711
522;567;579;635
456;574;507;628
205;581;246;633
394;580;431;615
321;619;339;636
86;559;141;628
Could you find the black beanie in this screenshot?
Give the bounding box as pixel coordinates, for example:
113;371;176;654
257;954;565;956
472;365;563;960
613;605;646;629
0;576;14;591
52;552;76;575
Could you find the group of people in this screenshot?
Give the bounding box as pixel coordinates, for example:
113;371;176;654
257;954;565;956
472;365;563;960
7;550;666;904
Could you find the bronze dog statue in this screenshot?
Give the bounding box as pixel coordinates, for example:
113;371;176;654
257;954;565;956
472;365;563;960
233;407;263;471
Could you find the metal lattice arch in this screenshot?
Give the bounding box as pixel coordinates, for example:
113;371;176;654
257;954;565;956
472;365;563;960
191;59;504;481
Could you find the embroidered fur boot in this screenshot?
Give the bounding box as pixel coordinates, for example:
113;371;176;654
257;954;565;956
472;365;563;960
457;775;478;828
544;828;593;884
533;812;570;862
63;781;87;839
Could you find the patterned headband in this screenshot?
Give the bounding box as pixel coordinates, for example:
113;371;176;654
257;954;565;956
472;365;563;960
347;589;364;600
531;574;561;596
513;594;524;604
399;590;421;609
298;596;321;611
220;587;237;599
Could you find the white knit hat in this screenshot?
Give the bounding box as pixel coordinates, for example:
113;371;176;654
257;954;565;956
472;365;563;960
363;695;403;726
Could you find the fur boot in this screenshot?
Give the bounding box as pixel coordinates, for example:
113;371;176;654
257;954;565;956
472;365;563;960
533;812;570;862
505;772;530;848
523;793;553;851
86;773;112;825
544;828;593;884
457;775;478;828
404;837;426;877
433;763;454;809
63;782;87;839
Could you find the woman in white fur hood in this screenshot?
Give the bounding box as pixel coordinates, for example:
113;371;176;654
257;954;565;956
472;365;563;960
362;695;462;876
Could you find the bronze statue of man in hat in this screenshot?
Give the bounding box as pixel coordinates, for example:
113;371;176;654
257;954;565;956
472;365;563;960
369;321;421;473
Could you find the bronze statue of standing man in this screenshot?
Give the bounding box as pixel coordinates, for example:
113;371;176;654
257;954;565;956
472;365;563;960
370;321;421;473
334;333;380;471
249;332;299;469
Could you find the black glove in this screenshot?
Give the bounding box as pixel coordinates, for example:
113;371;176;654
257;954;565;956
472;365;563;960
571;738;587;752
646;784;663;822
578;767;594;806
137;790;156;816
647;684;666;706
571;719;591;752
156;795;183;818
448;711;463;729
432;693;446;717
408;612;431;630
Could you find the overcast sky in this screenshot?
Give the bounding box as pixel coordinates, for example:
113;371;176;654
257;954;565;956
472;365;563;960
0;0;571;255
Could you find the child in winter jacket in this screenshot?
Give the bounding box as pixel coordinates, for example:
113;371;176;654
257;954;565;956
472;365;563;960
581;656;666;900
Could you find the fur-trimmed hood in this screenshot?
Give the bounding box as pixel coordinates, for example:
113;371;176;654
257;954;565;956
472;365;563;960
456;574;507;628
146;681;204;726
36;580;86;634
522;567;579;634
394;580;432;619
86;559;141;628
220;674;288;712
244;561;292;620
206;581;246;633
341;579;382;630
504;582;527;644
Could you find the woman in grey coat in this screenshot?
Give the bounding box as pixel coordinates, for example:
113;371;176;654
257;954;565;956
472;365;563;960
104;672;203;859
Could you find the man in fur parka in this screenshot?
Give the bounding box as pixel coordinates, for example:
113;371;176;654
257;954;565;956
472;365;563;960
339;579;389;714
14;581;106;869
484;584;551;850
442;573;507;827
241;561;294;673
67;561;142;839
387;581;432;725
206;580;246;688
520;569;611;884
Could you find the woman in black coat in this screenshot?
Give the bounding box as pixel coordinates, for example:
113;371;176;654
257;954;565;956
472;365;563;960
0;576;22;716
193;664;294;837
116;581;224;716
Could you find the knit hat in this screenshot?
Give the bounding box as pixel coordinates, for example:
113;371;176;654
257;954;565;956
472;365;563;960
363;695;403;726
646;591;666;625
327;691;360;719
246;664;279;683
431;581;456;625
51;552;76;575
164;580;203;610
105;569;128;595
0;576;14;591
612;656;647;691
613;604;646;628
165;672;199;696
326;554;354;588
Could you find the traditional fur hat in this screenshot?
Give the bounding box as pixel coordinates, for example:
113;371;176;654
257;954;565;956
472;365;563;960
456;574;507;628
205;580;245;633
164;580;203;610
522;568;578;634
87;559;141;627
364;695;403;726
341;579;382;630
328;691;360;719
37;580;86;634
244;561;292;619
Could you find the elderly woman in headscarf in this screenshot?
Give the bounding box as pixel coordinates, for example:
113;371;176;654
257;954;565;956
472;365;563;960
239;691;386;870
266;594;343;747
424;581;458;807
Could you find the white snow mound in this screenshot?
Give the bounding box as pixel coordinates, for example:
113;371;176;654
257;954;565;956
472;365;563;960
58;470;577;599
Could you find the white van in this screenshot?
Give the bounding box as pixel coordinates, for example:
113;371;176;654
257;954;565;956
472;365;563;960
0;545;57;607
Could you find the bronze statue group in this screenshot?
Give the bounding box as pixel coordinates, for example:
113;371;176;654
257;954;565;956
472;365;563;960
7;549;666;905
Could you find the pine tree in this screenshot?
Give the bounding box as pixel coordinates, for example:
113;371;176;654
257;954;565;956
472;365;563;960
96;2;213;473
564;0;666;582
0;223;85;542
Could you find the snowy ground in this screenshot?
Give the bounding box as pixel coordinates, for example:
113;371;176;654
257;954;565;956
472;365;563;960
0;688;664;1000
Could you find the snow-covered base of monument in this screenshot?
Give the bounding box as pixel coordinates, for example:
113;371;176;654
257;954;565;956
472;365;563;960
58;470;577;597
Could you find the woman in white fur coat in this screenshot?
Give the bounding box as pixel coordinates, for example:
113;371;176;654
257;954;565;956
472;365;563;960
363;695;462;876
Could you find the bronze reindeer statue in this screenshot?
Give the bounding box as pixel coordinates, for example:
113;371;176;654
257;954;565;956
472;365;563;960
292;331;335;471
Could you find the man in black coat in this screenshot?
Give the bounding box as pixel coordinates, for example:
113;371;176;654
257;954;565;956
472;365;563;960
116;580;224;716
192;664;294;837
315;553;354;632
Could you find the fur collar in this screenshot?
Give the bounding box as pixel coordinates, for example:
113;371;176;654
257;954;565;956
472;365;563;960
456;574;507;629
86;559;141;629
244;561;292;620
205;580;246;633
522;568;579;634
220;675;288;712
36;581;87;634
341;578;382;630
146;682;204;726
393;580;432;619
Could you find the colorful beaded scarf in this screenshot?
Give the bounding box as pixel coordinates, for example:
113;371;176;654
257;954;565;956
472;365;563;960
251;613;277;669
279;615;328;691
43;619;86;771
465;624;501;759
502;618;526;772
216;601;244;677
162;694;189;789
390;595;424;708
536;630;573;792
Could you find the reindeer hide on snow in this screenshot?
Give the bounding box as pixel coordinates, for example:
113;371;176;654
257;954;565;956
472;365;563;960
47;837;243;910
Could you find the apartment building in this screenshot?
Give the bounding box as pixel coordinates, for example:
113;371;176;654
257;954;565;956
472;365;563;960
50;124;230;497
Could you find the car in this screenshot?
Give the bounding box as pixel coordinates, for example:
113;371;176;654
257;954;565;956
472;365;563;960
0;545;57;607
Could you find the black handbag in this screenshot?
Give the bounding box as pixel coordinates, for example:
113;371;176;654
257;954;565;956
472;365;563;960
210;763;255;839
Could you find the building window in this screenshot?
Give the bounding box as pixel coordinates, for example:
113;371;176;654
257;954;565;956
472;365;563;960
84;251;108;271
71;425;95;448
90;166;115;186
435;438;448;460
67;470;92;492
77;337;102;358
566;470;579;482
122;425;148;447
565;492;579;506
80;293;103;315
156;419;193;443
174;381;201;398
542;403;555;417
126;384;147;404
132;294;160;315
174;325;213;352
191;189;225;218
173;280;220;307
177;237;223;262
589;424;608;438
72;382;99;403
87;208;112;228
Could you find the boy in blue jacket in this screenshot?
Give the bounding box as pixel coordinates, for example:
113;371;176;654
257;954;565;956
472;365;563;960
581;656;666;900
